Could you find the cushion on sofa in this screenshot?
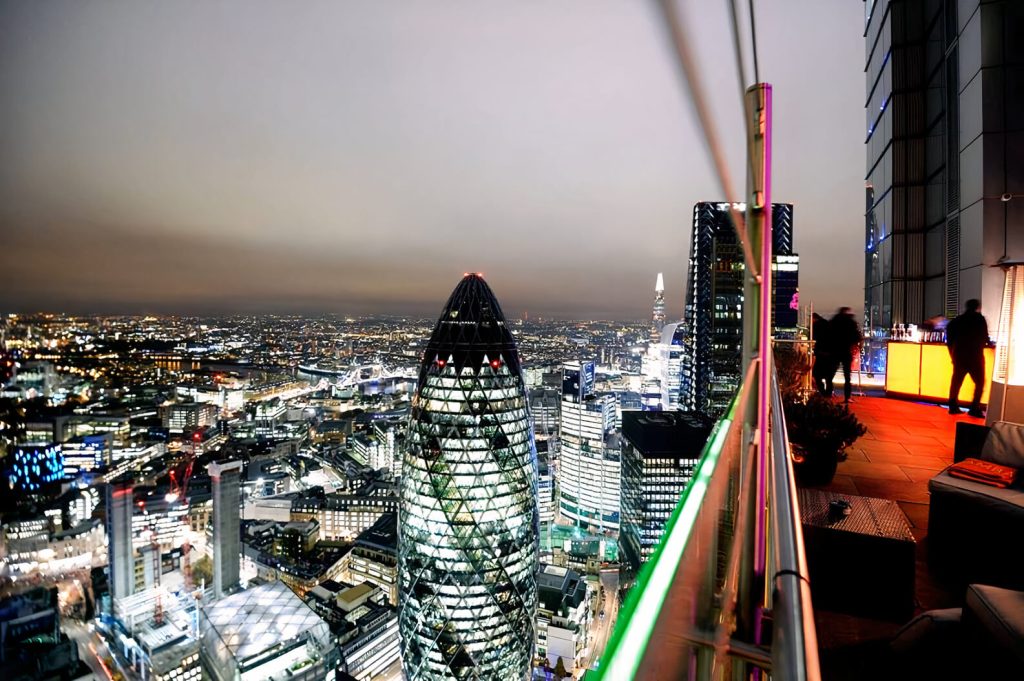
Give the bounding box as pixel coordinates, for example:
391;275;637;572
964;584;1024;664
981;421;1024;468
929;469;1024;520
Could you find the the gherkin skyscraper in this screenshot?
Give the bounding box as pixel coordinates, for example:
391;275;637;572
399;273;539;681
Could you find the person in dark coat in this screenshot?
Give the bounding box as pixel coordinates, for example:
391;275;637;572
829;307;862;405
946;299;989;417
811;313;835;395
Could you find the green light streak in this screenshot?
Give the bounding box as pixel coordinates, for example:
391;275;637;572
594;395;737;680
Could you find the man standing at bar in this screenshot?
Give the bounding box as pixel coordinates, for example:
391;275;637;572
829;307;862;405
946;299;989;417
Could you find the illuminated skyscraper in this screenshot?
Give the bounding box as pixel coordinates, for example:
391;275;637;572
557;362;620;534
651;272;666;344
680;202;798;416
399;274;539;681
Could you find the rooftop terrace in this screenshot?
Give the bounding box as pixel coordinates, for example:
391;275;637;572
810;395;986;679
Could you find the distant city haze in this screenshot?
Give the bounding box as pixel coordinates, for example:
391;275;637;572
0;1;865;320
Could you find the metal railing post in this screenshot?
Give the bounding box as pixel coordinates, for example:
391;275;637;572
737;83;772;649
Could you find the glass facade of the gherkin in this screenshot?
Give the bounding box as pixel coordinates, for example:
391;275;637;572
399;274;539;681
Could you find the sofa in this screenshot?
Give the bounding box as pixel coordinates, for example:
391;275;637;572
927;420;1024;590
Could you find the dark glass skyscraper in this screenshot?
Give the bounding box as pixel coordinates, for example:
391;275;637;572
680;202;797;417
619;411;713;577
399;274;539;681
863;1;1023;342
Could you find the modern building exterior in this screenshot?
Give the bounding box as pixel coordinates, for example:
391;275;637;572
619;411;714;576
557;362;621;534
863;0;1024;346
651;272;667;344
681;202;798;417
208;460;243;599
107;479;135;600
398;274;539;681
641;322;686;410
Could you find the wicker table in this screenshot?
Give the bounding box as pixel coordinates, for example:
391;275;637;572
798;488;916;620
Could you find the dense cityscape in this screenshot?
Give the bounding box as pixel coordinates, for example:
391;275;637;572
3;2;1024;680
0;268;731;680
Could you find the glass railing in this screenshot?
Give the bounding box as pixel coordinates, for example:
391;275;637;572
594;361;819;680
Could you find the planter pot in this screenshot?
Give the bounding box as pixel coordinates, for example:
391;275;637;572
792;446;840;487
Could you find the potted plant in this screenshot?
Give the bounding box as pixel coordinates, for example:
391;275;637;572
783;394;867;486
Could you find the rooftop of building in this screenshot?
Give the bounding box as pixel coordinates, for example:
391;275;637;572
621;409;715;457
199;581;331;667
808;395;987;680
354;512;397;553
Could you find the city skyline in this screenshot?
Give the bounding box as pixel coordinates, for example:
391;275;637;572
0;1;865;319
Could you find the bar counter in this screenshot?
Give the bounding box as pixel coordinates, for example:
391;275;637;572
884;341;993;405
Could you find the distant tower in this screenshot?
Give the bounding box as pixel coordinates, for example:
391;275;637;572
399;273;539;681
208;460;243;599
106;479;135;601
651;272;666;344
680;202;798;417
557;362;620;533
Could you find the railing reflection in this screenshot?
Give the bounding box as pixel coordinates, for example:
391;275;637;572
594;362;819;680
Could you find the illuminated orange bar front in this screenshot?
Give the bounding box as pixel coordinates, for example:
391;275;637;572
885;341;993;405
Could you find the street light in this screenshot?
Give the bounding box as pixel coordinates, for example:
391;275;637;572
1000;193;1024;202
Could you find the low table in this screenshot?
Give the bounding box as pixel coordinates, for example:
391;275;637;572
798;488;917;620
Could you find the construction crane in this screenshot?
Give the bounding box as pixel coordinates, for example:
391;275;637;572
167;434;198;591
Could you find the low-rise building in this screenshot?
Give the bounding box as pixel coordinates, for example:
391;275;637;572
341;513;397;605
536;563;591;676
2;518;106;577
199;581;337;681
305;581;399;681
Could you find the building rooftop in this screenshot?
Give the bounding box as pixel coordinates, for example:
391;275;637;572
810;395;985;680
200;581;332;667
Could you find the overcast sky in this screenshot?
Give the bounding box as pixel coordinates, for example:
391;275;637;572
0;1;866;320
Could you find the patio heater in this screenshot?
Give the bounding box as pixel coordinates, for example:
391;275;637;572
986;262;1024;426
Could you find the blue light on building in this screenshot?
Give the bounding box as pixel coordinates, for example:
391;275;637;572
7;444;64;492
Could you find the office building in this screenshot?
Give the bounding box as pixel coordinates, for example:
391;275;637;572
162;402;217;434
620;411;714;576
864;0;1024;343
291;487;398;541
61;433;112;476
344;513;398;606
641;322;687;410
398;274;539;681
651;272;666;344
558;362;621;534
107;479;135;600
680;202;798;417
208;460;243;599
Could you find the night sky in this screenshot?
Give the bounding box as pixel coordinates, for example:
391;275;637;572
0;1;865;320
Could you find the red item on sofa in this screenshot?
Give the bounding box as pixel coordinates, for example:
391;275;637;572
948;457;1018;488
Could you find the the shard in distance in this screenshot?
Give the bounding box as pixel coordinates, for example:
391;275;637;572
398;273;539;680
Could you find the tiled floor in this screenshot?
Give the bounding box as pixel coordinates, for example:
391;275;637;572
805;394;986;680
